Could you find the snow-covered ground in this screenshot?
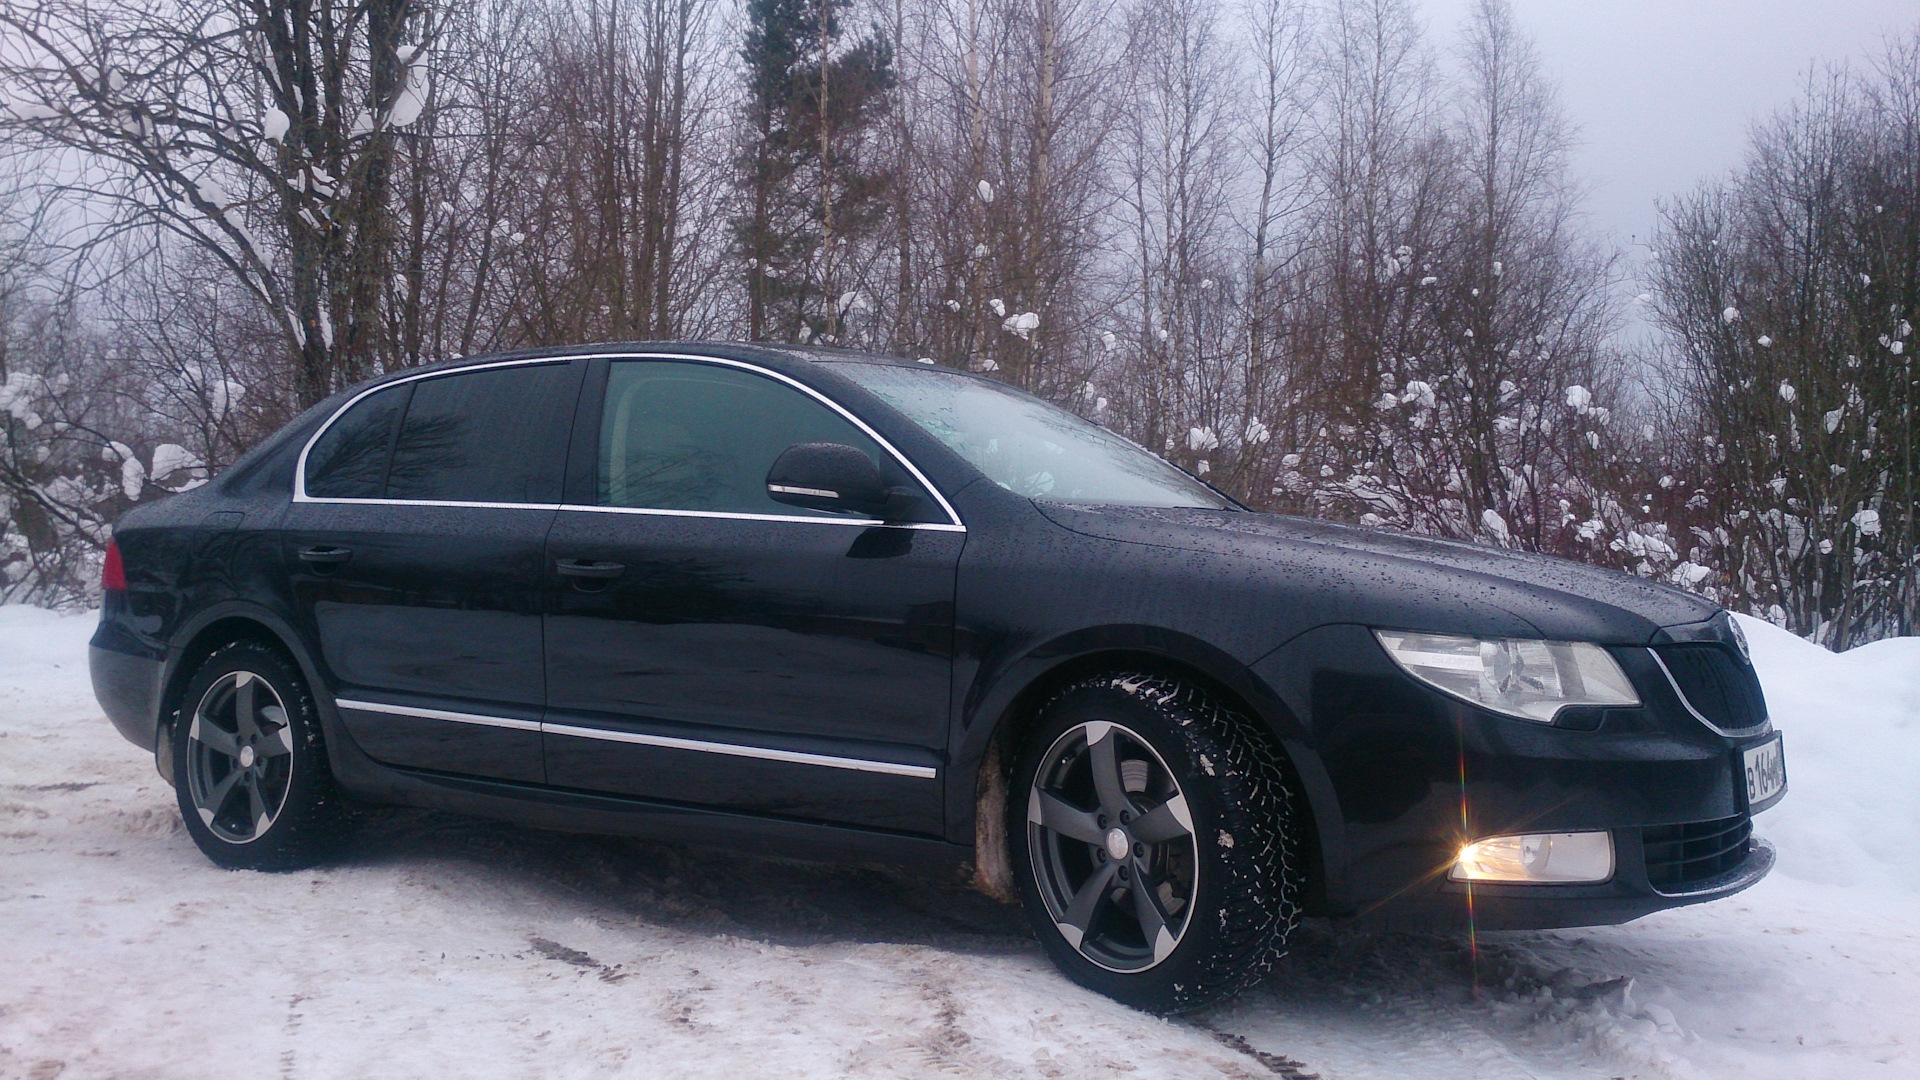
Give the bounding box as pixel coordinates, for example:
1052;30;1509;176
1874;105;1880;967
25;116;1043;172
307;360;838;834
1;606;1915;1080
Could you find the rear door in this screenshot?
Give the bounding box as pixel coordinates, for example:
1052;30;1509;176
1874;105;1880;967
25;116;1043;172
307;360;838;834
541;356;964;834
284;358;583;783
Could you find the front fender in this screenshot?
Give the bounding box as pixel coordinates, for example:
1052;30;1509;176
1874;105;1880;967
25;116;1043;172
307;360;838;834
942;623;1331;847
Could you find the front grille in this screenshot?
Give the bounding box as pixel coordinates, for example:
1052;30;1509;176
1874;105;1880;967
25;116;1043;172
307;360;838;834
1652;643;1768;731
1643;815;1753;892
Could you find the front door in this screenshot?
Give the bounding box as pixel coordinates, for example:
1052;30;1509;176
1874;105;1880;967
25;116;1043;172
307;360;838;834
284;358;582;783
542;357;963;834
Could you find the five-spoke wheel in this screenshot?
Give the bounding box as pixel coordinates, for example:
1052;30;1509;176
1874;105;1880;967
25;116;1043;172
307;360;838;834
1026;719;1197;972
1010;673;1303;1013
185;670;295;844
173;640;348;870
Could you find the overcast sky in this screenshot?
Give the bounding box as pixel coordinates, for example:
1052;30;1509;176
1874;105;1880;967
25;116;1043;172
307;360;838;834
1418;0;1916;295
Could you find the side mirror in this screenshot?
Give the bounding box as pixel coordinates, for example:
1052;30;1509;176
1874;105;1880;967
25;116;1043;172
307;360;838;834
766;442;890;516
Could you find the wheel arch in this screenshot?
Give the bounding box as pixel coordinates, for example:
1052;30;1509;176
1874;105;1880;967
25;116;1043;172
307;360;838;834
157;603;334;781
954;628;1332;911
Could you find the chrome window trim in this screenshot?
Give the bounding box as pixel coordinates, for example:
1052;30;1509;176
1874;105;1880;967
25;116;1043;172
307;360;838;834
292;350;966;530
543;722;938;779
336;698;542;732
299;498;564;511
1645;648;1771;739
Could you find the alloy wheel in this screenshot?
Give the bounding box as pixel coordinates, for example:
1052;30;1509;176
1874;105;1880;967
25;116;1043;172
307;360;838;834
1026;719;1198;972
185;670;295;844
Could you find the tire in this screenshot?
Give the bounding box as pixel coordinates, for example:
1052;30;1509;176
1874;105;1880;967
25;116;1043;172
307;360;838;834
1008;673;1304;1013
172;639;350;871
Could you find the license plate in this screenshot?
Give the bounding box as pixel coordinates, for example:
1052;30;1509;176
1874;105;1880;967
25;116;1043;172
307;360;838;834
1742;736;1786;808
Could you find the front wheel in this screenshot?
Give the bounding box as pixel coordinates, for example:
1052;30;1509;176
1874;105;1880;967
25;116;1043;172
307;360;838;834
1009;674;1304;1013
172;640;349;870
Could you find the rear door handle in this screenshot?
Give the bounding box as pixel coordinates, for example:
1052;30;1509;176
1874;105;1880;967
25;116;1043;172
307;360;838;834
555;559;625;579
297;546;352;565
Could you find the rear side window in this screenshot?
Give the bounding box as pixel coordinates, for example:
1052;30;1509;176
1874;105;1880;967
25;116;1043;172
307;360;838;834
385;363;577;504
303;362;576;503
597;360;928;517
304;385;406;498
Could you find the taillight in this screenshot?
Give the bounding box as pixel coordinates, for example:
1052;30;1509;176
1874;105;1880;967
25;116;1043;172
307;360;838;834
102;540;127;592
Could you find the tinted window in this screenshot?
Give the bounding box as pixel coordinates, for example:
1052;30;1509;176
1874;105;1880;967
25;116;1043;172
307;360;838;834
384;363;576;504
833;363;1232;509
598;360;926;517
305;385;406;498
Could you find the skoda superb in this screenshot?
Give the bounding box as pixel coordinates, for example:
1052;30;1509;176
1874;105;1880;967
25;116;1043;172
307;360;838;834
89;343;1785;1012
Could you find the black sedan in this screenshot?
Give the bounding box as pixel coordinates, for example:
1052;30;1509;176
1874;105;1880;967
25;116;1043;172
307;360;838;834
89;342;1785;1012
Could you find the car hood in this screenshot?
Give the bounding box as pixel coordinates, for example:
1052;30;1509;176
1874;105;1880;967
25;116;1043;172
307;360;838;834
1034;503;1719;645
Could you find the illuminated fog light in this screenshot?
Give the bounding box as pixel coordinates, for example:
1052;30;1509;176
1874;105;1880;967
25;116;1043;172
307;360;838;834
1451;831;1614;884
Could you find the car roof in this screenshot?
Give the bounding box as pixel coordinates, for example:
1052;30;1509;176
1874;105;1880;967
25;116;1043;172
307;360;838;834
354;341;959;391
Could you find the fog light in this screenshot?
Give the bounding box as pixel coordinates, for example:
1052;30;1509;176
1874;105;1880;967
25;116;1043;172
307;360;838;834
1451;831;1614;884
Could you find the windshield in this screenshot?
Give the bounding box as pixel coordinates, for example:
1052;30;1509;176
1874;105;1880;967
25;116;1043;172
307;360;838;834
833;363;1233;509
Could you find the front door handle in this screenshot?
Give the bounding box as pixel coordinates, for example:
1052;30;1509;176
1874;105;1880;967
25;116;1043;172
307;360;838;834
297;546;352;565
555;559;625;579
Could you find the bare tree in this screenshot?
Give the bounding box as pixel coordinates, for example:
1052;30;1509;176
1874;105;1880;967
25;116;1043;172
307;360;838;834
0;0;429;406
1652;35;1919;645
1103;0;1246;480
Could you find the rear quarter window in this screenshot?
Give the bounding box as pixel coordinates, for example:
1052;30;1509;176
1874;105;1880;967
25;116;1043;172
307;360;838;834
304;385;407;499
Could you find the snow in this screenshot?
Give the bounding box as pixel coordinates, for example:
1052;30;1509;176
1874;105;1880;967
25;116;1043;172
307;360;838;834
976;179;994;204
194;177;229;210
1002;312;1040;340
1480;507;1510;543
262;107;290;143
119;457;145;500
389;52;430;128
148;444;202;483
1564;384;1591;411
2;607;1917;1079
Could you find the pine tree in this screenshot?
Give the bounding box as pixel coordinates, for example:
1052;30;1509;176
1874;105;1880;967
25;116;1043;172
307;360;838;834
735;0;895;343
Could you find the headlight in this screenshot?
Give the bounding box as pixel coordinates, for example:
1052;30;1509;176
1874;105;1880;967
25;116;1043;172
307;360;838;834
1373;630;1640;722
1451;831;1614;883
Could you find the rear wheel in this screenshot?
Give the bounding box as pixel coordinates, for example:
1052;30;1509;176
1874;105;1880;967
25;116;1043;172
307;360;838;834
1009;673;1303;1013
173;640;349;870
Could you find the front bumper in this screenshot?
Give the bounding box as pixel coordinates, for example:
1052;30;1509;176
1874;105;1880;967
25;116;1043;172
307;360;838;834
1254;623;1782;931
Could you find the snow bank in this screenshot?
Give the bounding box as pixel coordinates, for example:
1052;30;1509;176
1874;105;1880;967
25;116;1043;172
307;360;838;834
1734;613;1920;893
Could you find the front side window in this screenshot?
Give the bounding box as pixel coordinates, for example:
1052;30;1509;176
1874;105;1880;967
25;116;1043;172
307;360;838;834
597;360;931;518
303;362;574;503
832;363;1234;509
